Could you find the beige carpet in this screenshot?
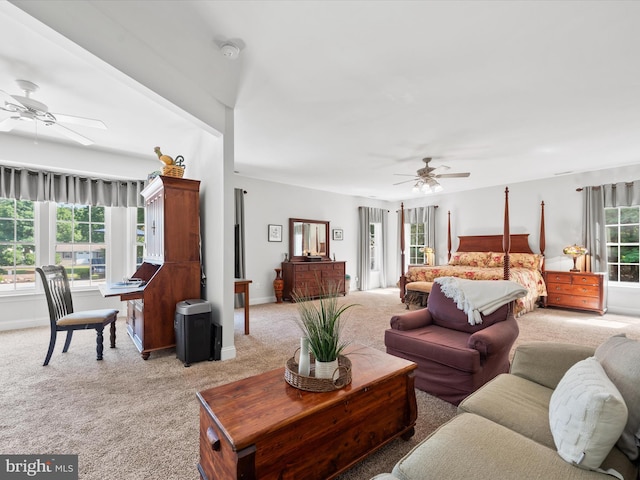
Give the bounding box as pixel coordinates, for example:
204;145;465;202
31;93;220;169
1;288;639;480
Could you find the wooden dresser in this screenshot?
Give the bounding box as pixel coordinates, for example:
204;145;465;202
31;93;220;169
544;271;607;315
281;261;346;301
126;176;202;359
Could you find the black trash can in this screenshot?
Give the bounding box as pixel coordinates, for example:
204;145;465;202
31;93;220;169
175;299;212;367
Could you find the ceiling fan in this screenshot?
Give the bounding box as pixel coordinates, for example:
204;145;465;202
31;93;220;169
394;157;471;193
0;79;106;146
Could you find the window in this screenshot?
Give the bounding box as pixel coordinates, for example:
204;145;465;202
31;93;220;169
0;199;36;291
605;206;639;284
406;223;427;265
55;204;107;287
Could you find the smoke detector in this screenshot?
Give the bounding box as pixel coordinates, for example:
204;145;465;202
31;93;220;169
220;43;240;59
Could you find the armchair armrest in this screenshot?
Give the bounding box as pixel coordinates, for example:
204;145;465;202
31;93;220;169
510;342;595;389
390;308;434;331
468;315;519;360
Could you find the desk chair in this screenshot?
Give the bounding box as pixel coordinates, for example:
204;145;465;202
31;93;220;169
37;265;119;366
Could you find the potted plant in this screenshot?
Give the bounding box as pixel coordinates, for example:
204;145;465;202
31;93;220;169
292;281;358;379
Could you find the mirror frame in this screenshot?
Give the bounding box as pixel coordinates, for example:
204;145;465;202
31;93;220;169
289;218;330;262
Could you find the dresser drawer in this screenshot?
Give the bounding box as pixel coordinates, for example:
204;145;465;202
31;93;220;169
545;272;573;284
546;293;601;311
546;282;600;298
572;275;601;287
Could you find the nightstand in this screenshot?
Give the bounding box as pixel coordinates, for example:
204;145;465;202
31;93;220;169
543;271;607;315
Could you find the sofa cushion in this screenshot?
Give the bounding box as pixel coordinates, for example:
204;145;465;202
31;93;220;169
549;357;628;472
595;334;640;462
390;413;629;480
385;325;481;373
427;282;509;333
459;373;556;449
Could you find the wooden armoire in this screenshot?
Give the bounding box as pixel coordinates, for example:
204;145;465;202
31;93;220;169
125;176;201;359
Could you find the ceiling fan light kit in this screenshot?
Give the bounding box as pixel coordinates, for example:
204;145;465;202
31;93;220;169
0;79;106;145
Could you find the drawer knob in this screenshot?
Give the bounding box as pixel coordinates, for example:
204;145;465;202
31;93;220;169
207;426;221;451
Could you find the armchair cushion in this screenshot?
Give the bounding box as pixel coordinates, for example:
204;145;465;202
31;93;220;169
427;282;511;333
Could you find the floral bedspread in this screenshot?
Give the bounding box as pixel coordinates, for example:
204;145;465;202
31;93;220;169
405;266;547;317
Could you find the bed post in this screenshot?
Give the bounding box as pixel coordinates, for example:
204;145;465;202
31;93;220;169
399;202;406;303
539;201;546;272
447;210;452;262
503;187;510;280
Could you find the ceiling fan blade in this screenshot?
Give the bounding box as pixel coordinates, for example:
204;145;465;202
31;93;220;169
0;116;20;132
0;89;25;112
52;113;107;129
393;173;418;177
435;172;471;178
44;122;94;146
393;179;418;186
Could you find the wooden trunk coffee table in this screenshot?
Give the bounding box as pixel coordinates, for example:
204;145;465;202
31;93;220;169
197;344;417;480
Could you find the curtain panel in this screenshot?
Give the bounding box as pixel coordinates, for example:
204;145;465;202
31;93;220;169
234;188;246;307
0;165;146;207
358;207;387;291
603;180;640;207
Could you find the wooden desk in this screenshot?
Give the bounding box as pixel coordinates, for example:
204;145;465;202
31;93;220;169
234;279;252;335
196;344;417;480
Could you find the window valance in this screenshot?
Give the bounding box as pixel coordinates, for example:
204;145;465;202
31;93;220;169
0;165;146;207
603;180;640;207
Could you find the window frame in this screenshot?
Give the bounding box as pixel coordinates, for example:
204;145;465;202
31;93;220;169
605;205;640;285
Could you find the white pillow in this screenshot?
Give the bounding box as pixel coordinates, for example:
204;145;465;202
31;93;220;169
549;357;628;472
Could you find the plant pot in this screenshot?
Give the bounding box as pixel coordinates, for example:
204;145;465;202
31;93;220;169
315;359;339;379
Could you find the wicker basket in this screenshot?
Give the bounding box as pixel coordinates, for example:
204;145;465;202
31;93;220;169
284;353;352;392
161;165;185;178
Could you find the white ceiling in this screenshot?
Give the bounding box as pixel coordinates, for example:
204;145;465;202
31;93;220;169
2;1;640;200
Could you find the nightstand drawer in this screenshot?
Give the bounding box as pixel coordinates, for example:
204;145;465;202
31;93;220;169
546;293;601;310
546;282;600;298
545;272;573;284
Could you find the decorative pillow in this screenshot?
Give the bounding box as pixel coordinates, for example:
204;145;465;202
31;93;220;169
595;335;640;461
549;357;628;472
448;252;490;267
487;252;505;267
487;253;543;270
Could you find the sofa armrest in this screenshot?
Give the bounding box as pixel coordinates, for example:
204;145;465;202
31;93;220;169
390;308;434;331
467;315;519;359
510;342;595;389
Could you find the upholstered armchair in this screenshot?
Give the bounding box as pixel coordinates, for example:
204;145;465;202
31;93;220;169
385;282;519;405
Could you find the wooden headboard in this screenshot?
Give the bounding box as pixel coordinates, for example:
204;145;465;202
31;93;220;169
457;234;534;254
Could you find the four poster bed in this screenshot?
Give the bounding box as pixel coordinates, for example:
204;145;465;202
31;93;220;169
399;188;547;317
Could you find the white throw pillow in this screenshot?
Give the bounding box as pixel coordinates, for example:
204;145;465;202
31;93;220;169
549;357;628;472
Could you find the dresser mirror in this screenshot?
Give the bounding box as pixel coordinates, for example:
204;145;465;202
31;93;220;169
289;218;330;261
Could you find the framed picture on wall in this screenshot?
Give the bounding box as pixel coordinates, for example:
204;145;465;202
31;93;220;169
332;229;343;241
268;224;282;242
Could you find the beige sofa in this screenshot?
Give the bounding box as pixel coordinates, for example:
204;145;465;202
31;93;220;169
372;338;640;480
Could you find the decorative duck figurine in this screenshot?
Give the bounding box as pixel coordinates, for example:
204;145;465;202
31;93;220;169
154;146;174;166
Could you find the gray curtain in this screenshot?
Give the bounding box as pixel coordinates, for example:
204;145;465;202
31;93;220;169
358;207;387;291
234;188;246;307
582;180;640;273
582;186;607;273
0;165;145;207
603;181;640;207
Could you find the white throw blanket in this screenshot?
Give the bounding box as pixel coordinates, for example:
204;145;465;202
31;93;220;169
435;277;528;325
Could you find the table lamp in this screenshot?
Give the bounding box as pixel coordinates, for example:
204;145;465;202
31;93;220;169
563;244;588;272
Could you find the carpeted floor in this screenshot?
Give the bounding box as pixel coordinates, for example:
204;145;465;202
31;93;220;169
0;288;639;479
